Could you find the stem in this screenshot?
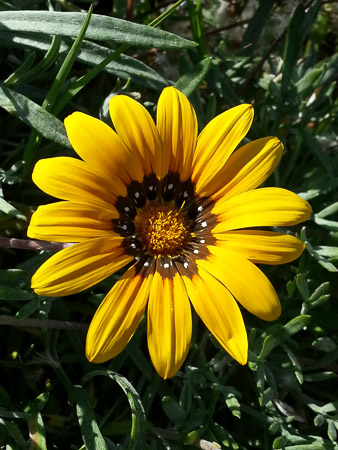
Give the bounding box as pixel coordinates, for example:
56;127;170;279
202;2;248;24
0;315;88;331
0;237;73;251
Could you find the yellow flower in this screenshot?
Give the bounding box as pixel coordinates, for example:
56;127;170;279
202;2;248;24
28;87;312;379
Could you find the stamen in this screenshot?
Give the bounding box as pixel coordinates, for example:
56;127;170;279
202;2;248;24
134;202;191;256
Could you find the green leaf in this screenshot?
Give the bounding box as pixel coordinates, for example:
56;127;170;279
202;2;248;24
74;385;108;450
284;315;311;336
296;68;322;94
283;345;303;384
4;33;168;89
304;372;337;382
316;202;338;219
75;40;169;90
5;36;61;87
0;418;26;448
308;282;330;302
82;370;147;450
0;84;70;148
0;197;26;220
302;0;321;43
281;4;305;93
296;273;309;301
42;5;93;113
175;57;212;97
225;393;241;419
186;0;207;57
258;334;279;361
298;127;333;176
27;413;47;450
15;299;38;319
0;11;196;49
4;50;36;85
0;286;34;301
314;246;338;260
312;337;337;353
327;420;337;442
162;396;186;427
240;0;274;55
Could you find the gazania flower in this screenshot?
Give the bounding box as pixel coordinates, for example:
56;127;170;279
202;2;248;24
28;87;311;379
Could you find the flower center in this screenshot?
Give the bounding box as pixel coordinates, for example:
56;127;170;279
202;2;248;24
134;203;191;256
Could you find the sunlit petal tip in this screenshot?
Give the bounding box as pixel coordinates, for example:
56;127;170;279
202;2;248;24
224;334;248;365
85;341;112;364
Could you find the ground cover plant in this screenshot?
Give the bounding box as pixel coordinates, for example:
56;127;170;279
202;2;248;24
0;0;337;449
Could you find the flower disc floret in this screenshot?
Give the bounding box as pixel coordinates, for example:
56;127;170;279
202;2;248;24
134;203;191;257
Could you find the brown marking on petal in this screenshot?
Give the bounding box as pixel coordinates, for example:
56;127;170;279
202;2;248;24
176;178;196;210
161;172;181;202
114;196;137;219
155;256;177;279
193;213;218;235
127;180;147;208
134;255;156;277
112;217;135;236
143;173;160;201
174;254;198;278
121;235;144;257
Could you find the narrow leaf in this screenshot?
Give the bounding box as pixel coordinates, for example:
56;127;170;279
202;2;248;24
28;413;47;450
241;0;274;55
0;197;26;220
0;11;196;49
0;84;70;148
175;57;211;97
74;385;108;450
82;370;147;450
281;4;305;93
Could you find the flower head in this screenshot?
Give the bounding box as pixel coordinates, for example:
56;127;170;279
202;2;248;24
28;87;312;378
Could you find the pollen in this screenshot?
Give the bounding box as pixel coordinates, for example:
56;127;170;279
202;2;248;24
135;203;191;256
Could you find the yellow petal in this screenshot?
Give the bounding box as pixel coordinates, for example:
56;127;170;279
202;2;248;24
201;137;283;199
214;230;305;265
213;187;312;233
109;95;162;177
86;265;152;363
182;266;247;365
31;236;132;296
198;246;281;321
27;201;118;242
65;112;144;184
148;269;192;379
193;104;254;193
156;87;197;180
32;157;126;207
